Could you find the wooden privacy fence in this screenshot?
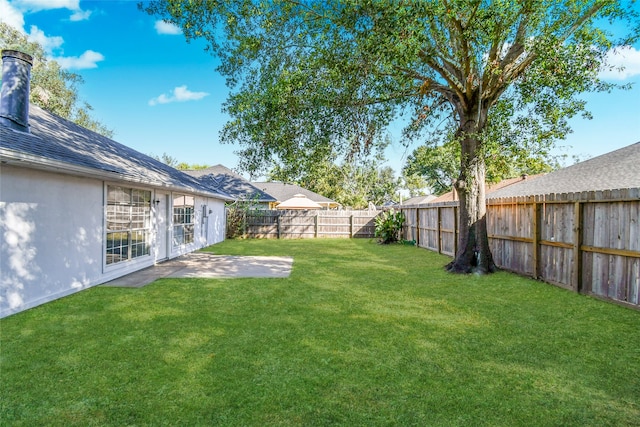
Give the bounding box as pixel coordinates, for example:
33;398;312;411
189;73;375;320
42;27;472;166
400;188;640;309
235;210;381;239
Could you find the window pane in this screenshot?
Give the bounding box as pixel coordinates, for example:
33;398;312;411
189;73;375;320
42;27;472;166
184;224;194;244
106;186;151;265
108;186;130;204
107;204;130;231
106;232;128;264
172;194;195;247
131;190;151;206
173;225;184;246
173;195;185;209
130;230;150;259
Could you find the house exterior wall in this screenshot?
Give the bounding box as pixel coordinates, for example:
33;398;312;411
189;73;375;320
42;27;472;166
202;197;226;247
1;166;107;317
0;165;226;318
168;193;226;258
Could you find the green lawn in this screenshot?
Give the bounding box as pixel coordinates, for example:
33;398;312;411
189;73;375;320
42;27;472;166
1;239;639;426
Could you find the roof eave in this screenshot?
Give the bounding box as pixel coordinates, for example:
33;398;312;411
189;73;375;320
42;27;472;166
1;148;233;201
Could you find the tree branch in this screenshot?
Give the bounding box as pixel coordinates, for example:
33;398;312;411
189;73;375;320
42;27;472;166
418;49;466;102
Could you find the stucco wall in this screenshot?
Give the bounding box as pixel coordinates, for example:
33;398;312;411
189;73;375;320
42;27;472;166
203;196;227;246
1;166;227;318
0;166;108;317
167;195;226;258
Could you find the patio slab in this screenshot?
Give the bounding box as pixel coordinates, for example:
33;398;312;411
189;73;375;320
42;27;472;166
102;252;293;288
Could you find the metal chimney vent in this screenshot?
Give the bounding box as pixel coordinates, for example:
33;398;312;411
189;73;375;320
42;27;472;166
0;50;33;133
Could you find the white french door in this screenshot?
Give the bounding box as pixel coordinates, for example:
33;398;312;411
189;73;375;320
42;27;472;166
155;192;170;261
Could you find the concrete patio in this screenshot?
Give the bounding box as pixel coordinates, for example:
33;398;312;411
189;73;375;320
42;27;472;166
102;252;294;288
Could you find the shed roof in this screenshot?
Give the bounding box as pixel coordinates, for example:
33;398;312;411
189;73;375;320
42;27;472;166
488;142;640;199
184;164;276;203
0;104;231;200
275;194;323;210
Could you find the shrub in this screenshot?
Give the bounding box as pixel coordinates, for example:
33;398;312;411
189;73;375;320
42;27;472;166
225;196;261;239
374;208;405;244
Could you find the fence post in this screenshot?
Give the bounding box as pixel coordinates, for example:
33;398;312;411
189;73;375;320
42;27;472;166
277;213;281;239
350;214;354;238
573;201;583;292
533;200;541;279
415;207;420;247
453;205;458;257
436;206;442;254
315;213;319;238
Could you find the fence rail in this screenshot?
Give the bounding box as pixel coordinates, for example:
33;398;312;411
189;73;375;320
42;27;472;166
400;188;640;309
234;210;381;239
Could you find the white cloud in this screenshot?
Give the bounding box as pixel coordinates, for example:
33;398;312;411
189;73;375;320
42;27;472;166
1;0;104;69
69;8;91;21
26;25;64;53
599;45;640;81
7;0;90;23
0;0;25;30
148;85;210;106
54;50;104;70
154;20;182;35
11;0;80;12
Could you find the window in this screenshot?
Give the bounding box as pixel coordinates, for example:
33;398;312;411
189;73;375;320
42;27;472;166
106;186;151;265
173;194;195;246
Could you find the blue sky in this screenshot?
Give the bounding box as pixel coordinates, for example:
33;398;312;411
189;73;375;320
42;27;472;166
2;0;640;179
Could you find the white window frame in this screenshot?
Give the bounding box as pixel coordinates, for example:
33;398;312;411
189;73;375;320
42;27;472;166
172;194;195;247
104;184;153;268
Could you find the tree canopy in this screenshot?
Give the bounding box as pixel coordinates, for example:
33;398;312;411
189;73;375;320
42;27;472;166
143;0;638;273
149;152;211;171
269;138;400;208
0;23;113;138
404;130;559;196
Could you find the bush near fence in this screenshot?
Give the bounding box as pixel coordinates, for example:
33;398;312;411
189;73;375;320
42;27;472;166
400;188;640;309
229;209;381;239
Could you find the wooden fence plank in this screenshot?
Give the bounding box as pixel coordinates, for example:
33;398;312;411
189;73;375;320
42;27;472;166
533;201;540;279
239;209;380;240
573;202;583;292
399;194;640;309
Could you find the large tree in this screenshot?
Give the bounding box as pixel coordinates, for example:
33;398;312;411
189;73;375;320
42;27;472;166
0;23;113;138
143;0;637;273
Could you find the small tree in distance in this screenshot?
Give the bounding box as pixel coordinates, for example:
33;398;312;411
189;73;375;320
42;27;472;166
149;152;210;171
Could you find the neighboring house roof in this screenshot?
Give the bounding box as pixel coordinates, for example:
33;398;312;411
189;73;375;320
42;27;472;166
253;181;341;208
401;194;437;205
183;164;276;203
488;142;640;199
276;194;323;210
430;174;544;203
0;104;233;200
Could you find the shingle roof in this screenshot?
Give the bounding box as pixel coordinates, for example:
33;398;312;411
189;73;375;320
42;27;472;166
0;104;232;200
401;195;437;205
253;181;339;206
429;174;544;203
183;164;276;203
488;142;640;199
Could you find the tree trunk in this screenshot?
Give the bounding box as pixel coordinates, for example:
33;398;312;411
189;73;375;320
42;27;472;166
446;119;497;274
